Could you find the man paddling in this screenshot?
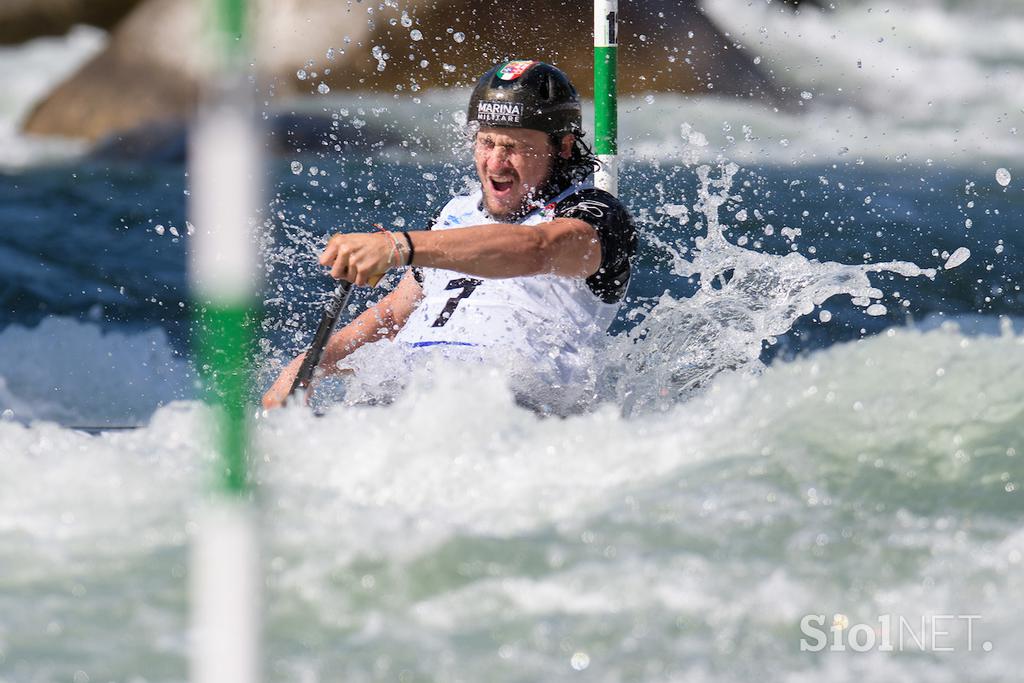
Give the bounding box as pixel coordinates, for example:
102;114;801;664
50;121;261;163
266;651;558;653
262;60;637;410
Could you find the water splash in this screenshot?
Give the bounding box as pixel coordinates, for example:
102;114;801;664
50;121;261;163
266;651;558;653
607;162;937;414
944;247;971;270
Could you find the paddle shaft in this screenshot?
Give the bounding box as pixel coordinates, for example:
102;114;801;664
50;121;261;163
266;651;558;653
288;281;354;396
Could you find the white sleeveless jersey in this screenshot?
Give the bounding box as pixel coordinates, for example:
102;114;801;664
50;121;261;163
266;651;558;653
392;186;621;386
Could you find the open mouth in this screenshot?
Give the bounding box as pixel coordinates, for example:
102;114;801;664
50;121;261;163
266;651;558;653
489;176;515;194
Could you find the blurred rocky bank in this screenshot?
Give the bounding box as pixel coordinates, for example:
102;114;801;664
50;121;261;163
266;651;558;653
3;0;822;151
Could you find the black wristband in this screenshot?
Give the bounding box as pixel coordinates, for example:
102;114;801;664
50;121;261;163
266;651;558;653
401;231;414;266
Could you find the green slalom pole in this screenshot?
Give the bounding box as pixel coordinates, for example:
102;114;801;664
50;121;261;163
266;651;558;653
194;0;255;501
188;0;262;681
594;0;618;195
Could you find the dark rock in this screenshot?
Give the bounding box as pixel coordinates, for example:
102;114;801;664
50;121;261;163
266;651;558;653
304;0;776;101
0;0;141;44
23;0;198;142
23;0;788;142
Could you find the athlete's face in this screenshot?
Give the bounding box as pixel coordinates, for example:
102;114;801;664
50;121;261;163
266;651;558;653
474;127;573;219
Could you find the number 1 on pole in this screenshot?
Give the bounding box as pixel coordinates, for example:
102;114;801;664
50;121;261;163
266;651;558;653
594;0;618;196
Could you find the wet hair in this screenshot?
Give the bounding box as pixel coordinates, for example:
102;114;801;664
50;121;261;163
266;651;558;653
548;132;600;188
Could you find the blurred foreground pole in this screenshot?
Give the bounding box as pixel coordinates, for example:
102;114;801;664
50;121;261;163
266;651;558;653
188;0;262;681
594;0;618;194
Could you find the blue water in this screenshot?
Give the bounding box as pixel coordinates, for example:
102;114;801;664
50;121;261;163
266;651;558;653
3;1;1024;679
2;156;1020;368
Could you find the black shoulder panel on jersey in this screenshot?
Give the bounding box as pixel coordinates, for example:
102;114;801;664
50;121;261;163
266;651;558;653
554;188;637;303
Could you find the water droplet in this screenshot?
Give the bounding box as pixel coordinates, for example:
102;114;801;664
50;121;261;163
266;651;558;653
317;82;330;95
735;209;748;222
296;69;307;80
819;309;832;323
644;94;655;104
290;161;303;175
800;91;813;100
943;247;971;270
996;167;1011;186
570;652;590;671
443;63;456;73
326;47;336;61
410;29;423;41
169;226;179;237
965;218;972;229
753;56;761;65
1;408;14;420
154;224;165;235
401;12;412;27
866;303;887;316
453;31;465;43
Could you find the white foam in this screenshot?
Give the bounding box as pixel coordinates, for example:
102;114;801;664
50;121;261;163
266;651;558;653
695;0;1024;165
0;317;194;425
0;25;106;169
2;323;1021;679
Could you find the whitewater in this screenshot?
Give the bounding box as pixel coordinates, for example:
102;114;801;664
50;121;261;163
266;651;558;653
2;322;1021;681
1;0;1023;680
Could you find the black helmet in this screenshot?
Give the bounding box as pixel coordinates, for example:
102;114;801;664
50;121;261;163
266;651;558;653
467;60;582;136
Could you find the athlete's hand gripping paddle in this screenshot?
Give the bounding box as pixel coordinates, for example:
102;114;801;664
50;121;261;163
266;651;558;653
287;225;399;401
286;280;355;398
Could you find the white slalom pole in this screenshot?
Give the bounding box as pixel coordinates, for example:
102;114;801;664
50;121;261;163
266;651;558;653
188;0;262;681
594;0;618;195
190;499;260;683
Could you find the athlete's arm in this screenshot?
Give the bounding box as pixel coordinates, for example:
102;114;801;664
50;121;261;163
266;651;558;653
318;218;602;284
406;218;601;279
261;270;423;409
321;268;423;365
